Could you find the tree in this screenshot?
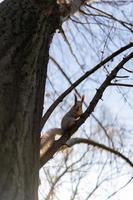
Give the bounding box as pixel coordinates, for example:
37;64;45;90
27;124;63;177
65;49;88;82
0;0;132;200
0;0;60;199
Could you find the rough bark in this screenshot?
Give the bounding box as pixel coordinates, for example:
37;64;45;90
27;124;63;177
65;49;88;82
0;0;60;200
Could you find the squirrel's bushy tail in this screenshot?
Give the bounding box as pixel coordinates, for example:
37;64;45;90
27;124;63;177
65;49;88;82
40;128;63;157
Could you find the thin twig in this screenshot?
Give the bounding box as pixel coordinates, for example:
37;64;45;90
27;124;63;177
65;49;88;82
110;83;133;87
123;67;133;73
66;137;133;167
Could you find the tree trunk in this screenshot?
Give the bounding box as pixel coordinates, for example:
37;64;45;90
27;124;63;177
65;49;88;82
0;0;60;199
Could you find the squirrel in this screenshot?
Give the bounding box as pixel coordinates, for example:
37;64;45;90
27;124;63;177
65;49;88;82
61;94;84;131
40;94;84;157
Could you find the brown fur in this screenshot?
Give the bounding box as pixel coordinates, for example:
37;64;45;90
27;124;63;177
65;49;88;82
61;94;84;131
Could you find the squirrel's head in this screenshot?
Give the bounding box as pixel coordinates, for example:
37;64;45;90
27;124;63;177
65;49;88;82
73;94;84;117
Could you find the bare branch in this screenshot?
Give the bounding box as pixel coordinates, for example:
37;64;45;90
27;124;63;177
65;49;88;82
41;42;133;129
66;137;133;167
123;67;133;73
75;52;133;128
50;56;114;145
86;4;133;32
110;83;133;87
106;177;133;200
116;75;129;79
40;52;133;167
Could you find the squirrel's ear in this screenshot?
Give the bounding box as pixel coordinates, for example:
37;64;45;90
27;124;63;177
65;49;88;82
74;94;77;105
81;95;85;103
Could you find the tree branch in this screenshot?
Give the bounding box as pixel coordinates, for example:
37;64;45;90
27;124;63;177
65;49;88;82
40;52;133;167
86;4;133;33
41;42;133;129
50;56;114;145
74;52;133;128
123;67;133;73
110;83;133;88
66;137;133;167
